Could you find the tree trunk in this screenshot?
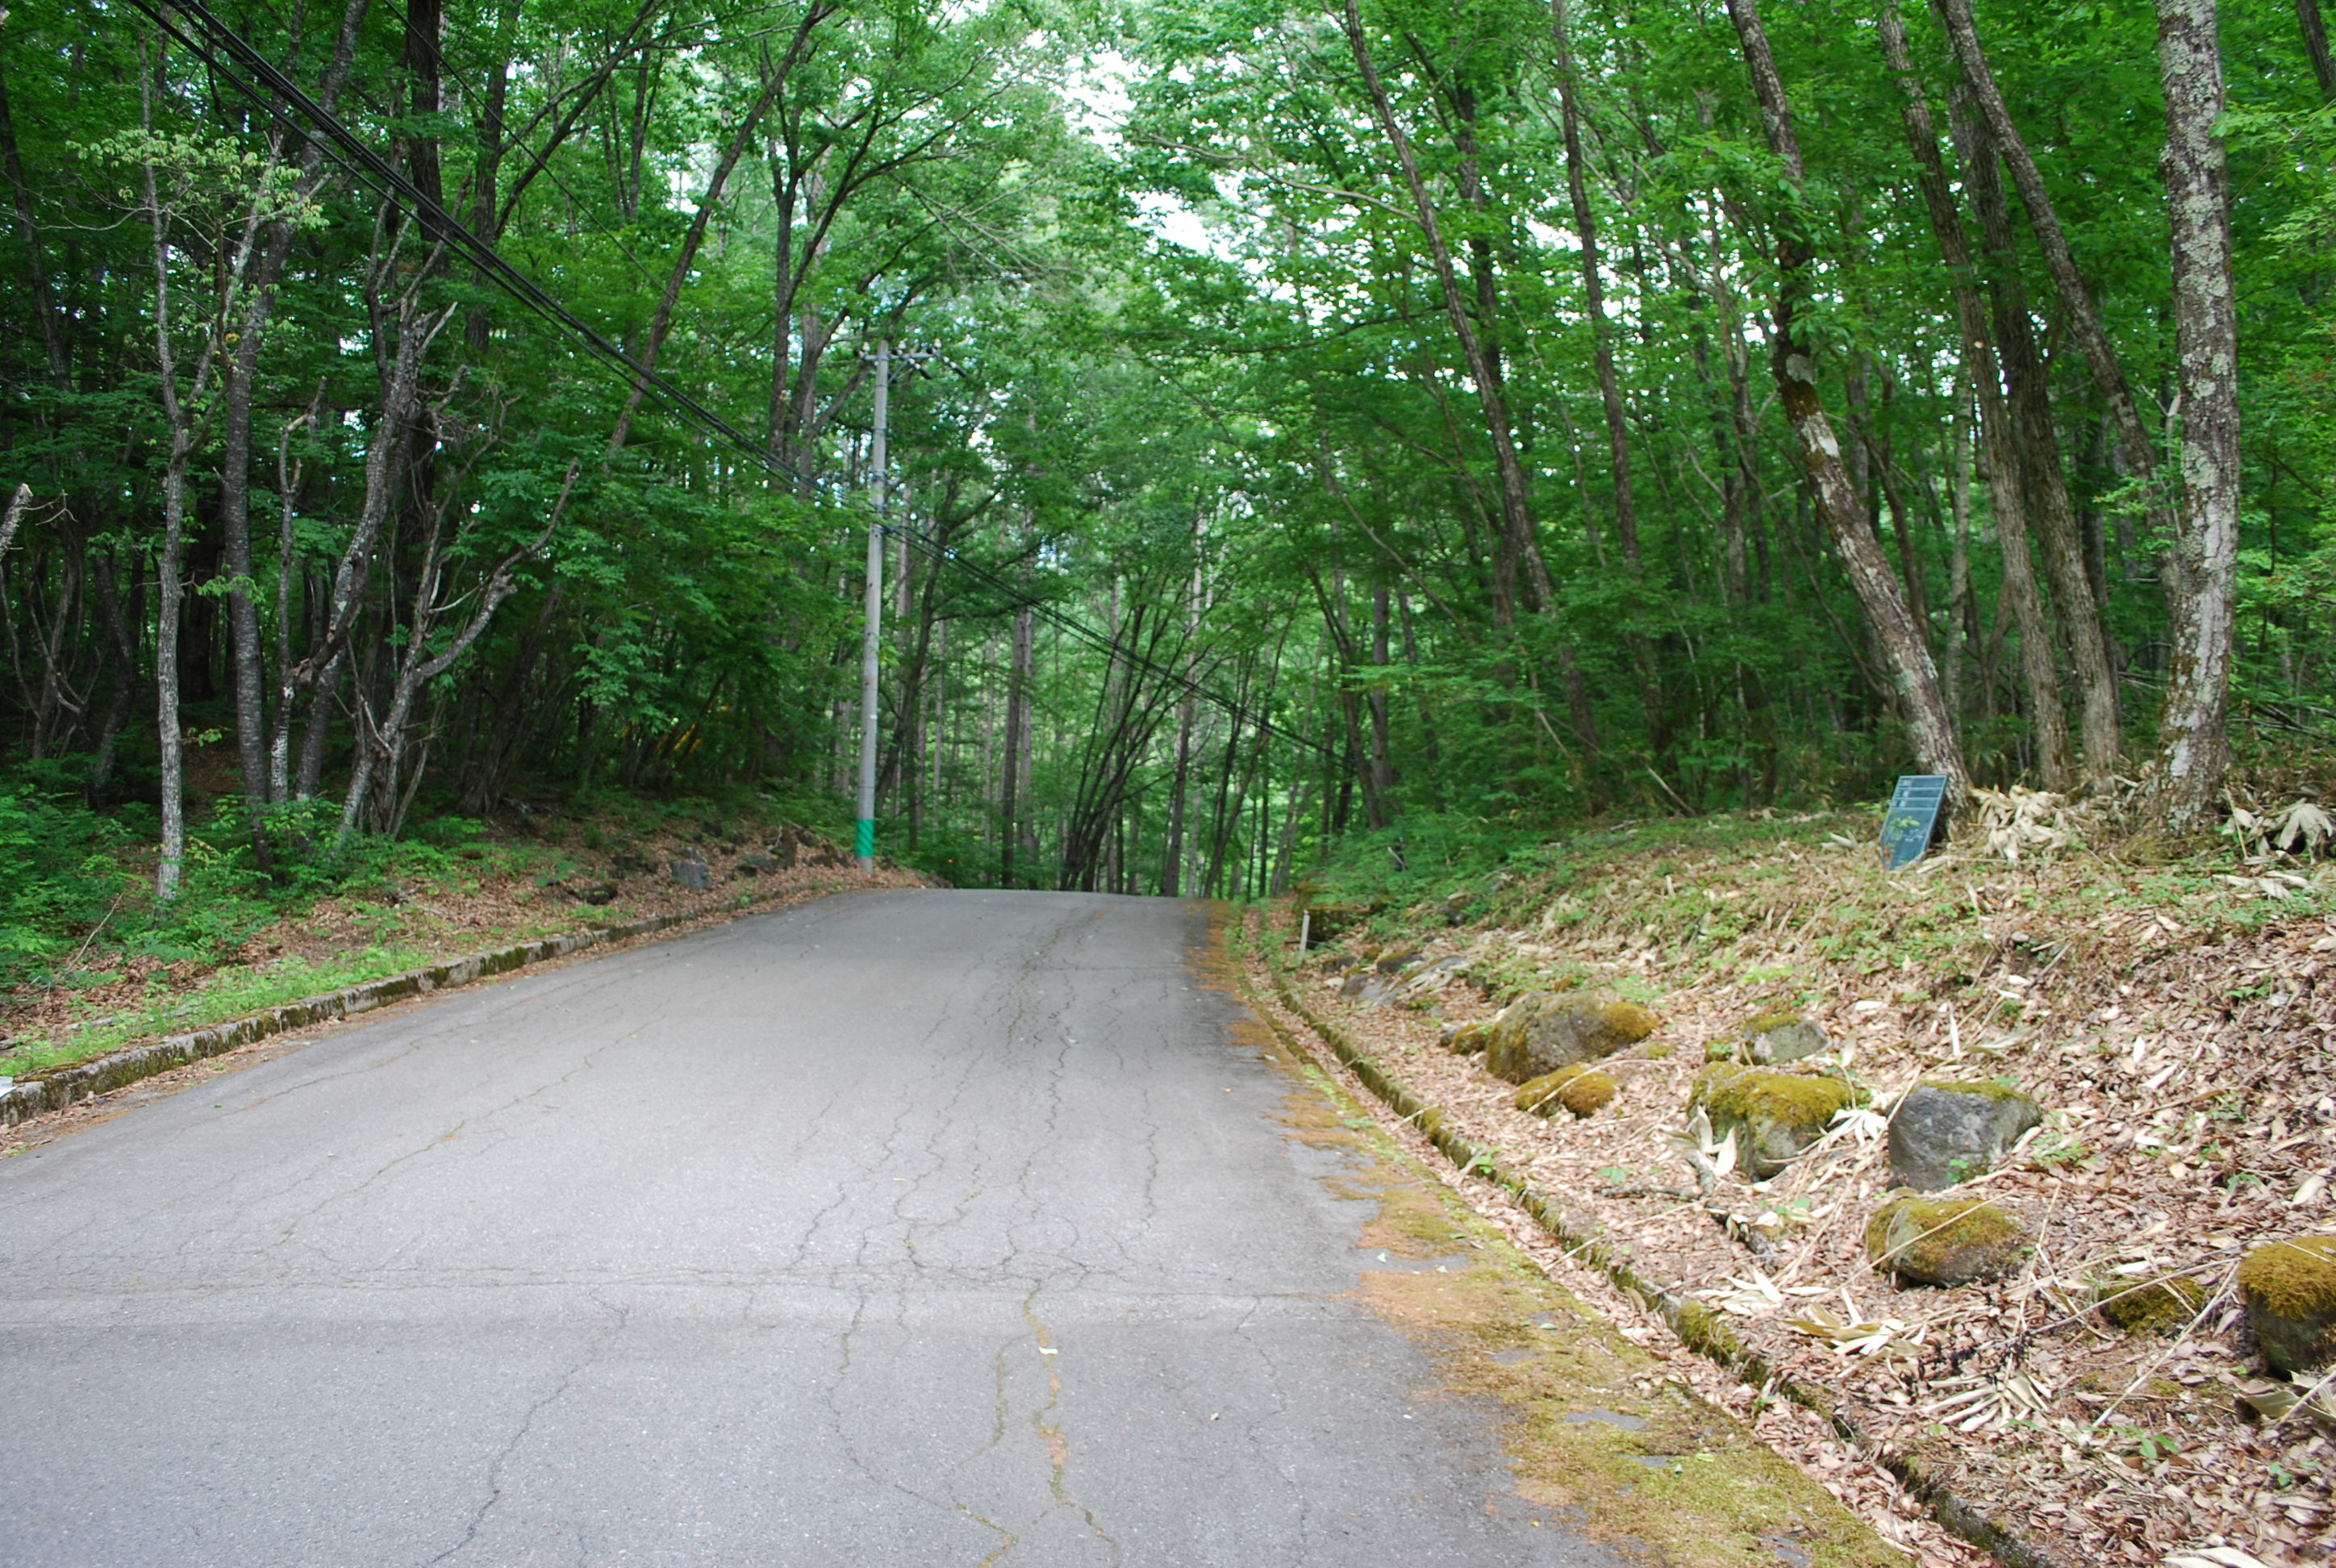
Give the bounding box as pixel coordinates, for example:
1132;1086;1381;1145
1341;0;1540;629
1551;0;1637;571
465;0;521;354
608;8;831;452
1935;0;2177;557
1000;606;1032;887
0;65;67;387
1877;1;2071;782
156;434;192;899
219;324;280;871
295;646;347;803
2149;0;2241;827
1950;90;2121;780
1366;586;1395;824
333;467;569;857
86;545;138;806
1551;0;1666;760
0;482;27;561
1725;0;1968;803
1163;528;1204;896
2302;0;2336;94
1945;386;1974;724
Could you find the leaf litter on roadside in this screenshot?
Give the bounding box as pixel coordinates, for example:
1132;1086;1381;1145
1266;815;2336;1566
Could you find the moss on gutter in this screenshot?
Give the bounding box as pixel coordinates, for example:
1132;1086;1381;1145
1200;914;1908;1568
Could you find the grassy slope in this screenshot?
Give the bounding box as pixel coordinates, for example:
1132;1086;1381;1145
1;783;875;1083
1287;801;2336;1565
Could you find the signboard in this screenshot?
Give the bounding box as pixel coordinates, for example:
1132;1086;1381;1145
1880;774;1950;871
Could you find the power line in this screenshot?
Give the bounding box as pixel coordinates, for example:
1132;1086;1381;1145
125;0;1330;758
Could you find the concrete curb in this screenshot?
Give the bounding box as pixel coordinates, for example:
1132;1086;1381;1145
1;882;832;1130
1240;940;2069;1568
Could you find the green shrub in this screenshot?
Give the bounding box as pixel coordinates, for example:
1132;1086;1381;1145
0;778;135;980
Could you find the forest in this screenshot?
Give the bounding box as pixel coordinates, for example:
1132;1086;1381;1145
0;0;2329;949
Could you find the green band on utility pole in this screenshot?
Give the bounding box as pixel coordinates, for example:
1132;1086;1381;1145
855;819;874;858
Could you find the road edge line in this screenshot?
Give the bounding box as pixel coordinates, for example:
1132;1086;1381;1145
1229;919;2067;1568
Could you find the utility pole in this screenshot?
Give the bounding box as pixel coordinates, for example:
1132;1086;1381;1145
856;340;890;874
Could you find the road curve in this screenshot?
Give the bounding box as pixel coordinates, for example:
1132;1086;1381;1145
0;890;1616;1566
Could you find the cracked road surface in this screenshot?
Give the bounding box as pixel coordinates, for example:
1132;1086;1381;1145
2;890;1618;1566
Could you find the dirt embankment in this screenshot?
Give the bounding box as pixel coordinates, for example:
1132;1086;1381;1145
1271;813;2336;1568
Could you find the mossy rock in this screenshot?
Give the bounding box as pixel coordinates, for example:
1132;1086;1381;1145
2094;1273;2211;1336
2238;1234;2336;1375
1886;1079;2042;1191
1441;1020;1491;1057
1376;945;1423;974
1484;995;1658;1084
1740;1010;1829;1066
1516;1065;1590;1116
1865;1196;2031;1287
1513;1065;1617;1120
1688;1065;1854;1179
1557;1071;1617;1119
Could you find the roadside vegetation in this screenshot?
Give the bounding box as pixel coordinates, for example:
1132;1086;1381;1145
3;0;2330;936
1259;750;2336;1566
3;0;2334;1553
0;757;861;1079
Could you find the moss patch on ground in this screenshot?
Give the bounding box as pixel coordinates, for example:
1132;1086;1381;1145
2096;1274;2212;1335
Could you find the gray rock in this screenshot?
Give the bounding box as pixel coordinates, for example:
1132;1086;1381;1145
1887;1081;2043;1191
1339;970;1398;1006
1407;953;1468;988
670;857;715;891
737;855;778;875
1743;1014;1829;1065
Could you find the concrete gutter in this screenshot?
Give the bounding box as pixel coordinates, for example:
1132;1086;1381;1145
1242;941;2071;1568
2;884;824;1130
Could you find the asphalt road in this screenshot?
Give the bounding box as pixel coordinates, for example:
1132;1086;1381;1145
1;890;1618;1566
